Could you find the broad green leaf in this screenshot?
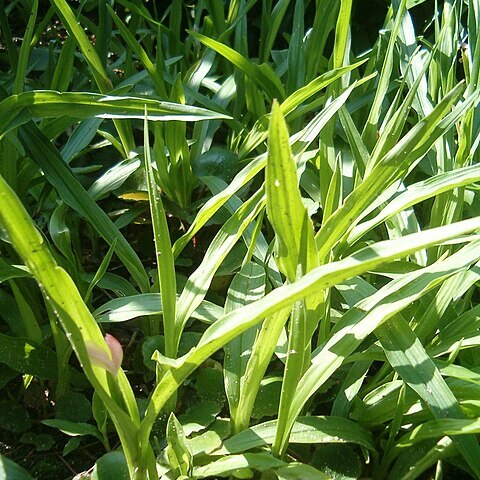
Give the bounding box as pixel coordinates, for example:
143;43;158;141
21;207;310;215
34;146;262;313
166;413;192;477
0;399;31;433
266;101;317;282
0;455;33;480
92;452;129;480
20;432;55;453
178;401;221;436
42;419;103;441
396;417;480;449
217;416;375;454
280;61;367;116
0;90;230;139
0;333;58;379
94;294;223;325
194;453;285;478
271;463;330;480
311;444;363;480
144;112;177;348
224;262;266;426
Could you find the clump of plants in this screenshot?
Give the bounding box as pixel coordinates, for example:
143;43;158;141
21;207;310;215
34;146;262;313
1;0;480;479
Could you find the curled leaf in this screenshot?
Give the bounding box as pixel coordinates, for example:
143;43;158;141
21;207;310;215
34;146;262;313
86;334;123;376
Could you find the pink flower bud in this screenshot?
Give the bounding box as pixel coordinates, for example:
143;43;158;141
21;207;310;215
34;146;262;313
86;334;123;376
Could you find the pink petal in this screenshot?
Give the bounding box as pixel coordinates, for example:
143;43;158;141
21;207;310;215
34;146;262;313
105;334;123;375
85;334;123;376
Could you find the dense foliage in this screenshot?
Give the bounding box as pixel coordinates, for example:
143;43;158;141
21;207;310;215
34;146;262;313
1;0;480;478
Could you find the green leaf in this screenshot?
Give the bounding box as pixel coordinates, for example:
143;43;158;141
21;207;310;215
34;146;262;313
20;432;55;452
278;237;480;456
266;101;317;282
144;111;177;346
0;333;57;379
63;437;82;457
251;377;282;419
195;367;226;405
311;444;362;480
174;188;266;347
94;294;223;324
166;413;192;477
192;147;239;183
84;239;117;304
194;453;285;478
42;419;103;441
280;62;366;117
218;416;375;454
173;155;266;258
0;455;33;480
396;417;480;449
362;0;408;148
13;0;38;95
316;82;474;261
178;401;221;436
270;463;330;480
51;0;112;92
92;452;129;480
189;31;285;100
0;91;230;139
224;262;266;423
0;399;31;433
106;5;167;97
55;392;92;423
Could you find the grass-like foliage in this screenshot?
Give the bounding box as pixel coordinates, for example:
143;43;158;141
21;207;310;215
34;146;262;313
1;0;480;478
